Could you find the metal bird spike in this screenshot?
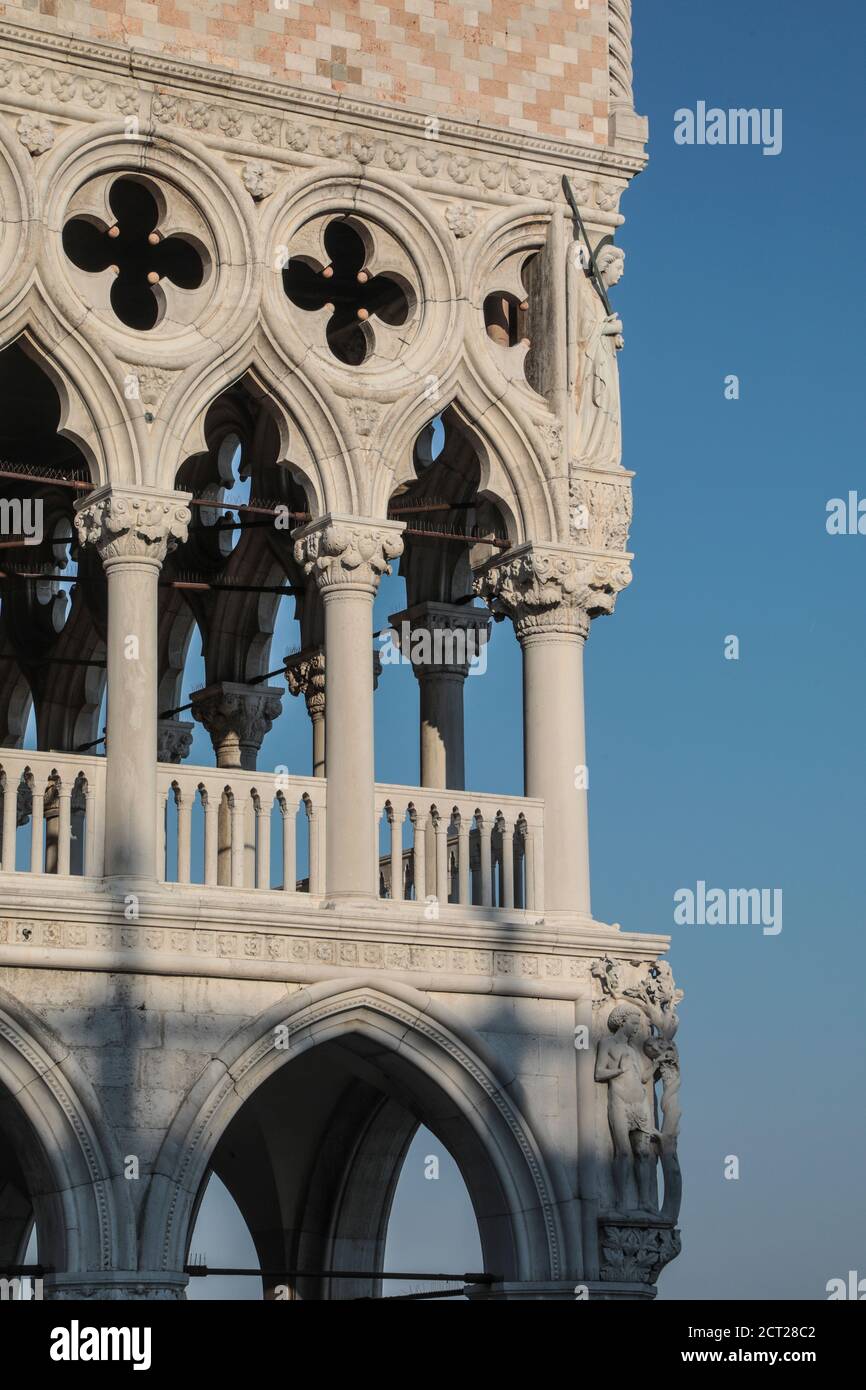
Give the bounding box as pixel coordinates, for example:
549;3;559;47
561;175;615;316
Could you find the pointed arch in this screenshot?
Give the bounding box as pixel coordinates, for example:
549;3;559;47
140;977;565;1286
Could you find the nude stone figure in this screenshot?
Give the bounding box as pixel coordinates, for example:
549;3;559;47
595;1002;659;1215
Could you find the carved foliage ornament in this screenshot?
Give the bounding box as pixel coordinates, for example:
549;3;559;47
294;521;404;593
569;476;633;550
475;546;632;638
74;492;191;565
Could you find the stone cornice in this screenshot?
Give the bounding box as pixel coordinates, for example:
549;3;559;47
0;17;648;178
0;881;673;1002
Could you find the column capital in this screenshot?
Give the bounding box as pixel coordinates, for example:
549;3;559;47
190;682;282;770
293;513;404;596
284;646;326;720
157;718;195;764
74;484;192;567
388;601;491;679
474;542;631;642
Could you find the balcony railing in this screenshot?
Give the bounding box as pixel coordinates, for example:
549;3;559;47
0;749;105;877
0;749;544;914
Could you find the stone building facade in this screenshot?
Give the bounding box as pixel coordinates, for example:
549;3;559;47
0;0;683;1299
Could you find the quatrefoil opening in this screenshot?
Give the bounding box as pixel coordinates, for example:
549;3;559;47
283;219;414;366
62;176;207;331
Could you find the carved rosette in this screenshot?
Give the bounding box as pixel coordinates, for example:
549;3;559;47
190;683;283;770
74;488;191;567
474;543;631;641
293;515;404;596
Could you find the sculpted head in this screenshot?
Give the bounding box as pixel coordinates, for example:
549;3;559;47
597;245;625;289
607;1003;641;1038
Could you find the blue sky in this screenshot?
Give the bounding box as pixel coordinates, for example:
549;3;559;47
34;0;861;1301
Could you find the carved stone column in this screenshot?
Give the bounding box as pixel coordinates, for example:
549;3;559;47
75;486;190;881
284;647;326;777
607;0;648;152
189;682;283;771
294;514;403;899
475;542;630;916
388;602;491;791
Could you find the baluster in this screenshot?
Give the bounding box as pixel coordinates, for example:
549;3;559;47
281;796;295;892
83;781;100;877
177;787;192;884
389;803;403;902
1;772;16;871
457;810;471;906
256;795;270;890
500;816;514;910
30;781;45;875
230;793;245;887
411;810;426;904
480;814;493;907
524;828;535;910
57;782;72;876
203;788;218;886
307;802;322;894
434;810;449;905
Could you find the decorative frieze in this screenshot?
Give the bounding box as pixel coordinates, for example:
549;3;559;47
0;915;595;983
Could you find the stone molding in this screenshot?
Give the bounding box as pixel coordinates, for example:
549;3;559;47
294;515;405;596
0;19;647;177
74;486;191;567
474;542;632;641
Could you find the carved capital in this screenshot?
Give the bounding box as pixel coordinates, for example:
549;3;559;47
293;514;404;595
284;647;326;721
74;486;191;567
387;602;491;679
598;1221;681;1285
474;543;631;641
190;683;282;770
157;718;195;764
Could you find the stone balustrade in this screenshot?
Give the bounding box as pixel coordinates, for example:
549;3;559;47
1;752;542;916
0;748;105;877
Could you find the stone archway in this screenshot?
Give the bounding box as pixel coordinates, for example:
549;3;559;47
141;978;564;1299
0;986;136;1294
